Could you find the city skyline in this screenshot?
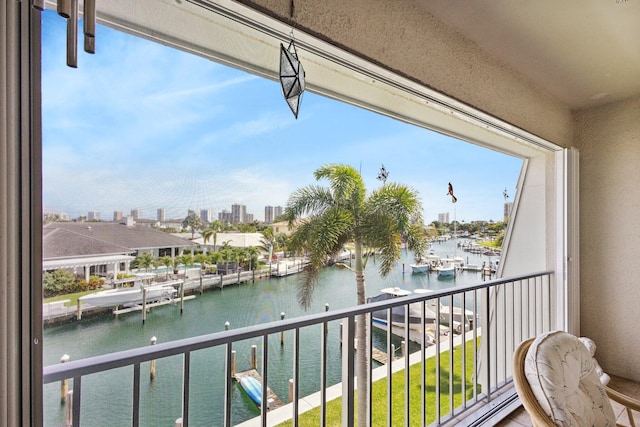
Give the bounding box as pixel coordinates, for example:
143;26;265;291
41;10;522;223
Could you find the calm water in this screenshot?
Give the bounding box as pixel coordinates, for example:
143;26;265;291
43;239;497;426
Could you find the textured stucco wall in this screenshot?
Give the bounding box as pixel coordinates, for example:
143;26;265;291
239;0;573;147
575;96;640;380
239;0;640;380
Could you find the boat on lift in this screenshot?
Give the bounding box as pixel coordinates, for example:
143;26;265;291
367;287;443;345
79;280;180;307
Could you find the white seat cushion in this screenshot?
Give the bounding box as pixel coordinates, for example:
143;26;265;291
524;330;616;426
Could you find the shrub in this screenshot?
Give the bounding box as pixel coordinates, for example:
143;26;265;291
43;269;76;297
87;275;104;290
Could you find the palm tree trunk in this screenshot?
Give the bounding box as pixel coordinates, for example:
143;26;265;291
354;239;369;427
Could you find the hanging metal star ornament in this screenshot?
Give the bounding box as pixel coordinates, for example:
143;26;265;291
279;35;305;119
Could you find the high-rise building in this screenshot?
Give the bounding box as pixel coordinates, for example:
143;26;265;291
274;206;283;219
218;210;232;223
131;208;141;220
157;208;166;222
200;209;212;223
265;205;283;223
113;211;123;221
265;206;274;223
88;211;100;221
231;204;246;223
438;212;450;224
504;202;514;220
244;213;254;223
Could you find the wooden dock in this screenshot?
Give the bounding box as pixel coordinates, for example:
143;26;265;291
372;347;392;364
233;369;284;410
112;295;196;315
353;339;394;365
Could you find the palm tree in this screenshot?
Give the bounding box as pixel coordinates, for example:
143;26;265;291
245;246;260;271
133;252;157;284
260;227;277;267
218;240;233;274
182;211;203;239
158;256;173;279
202;220;222;251
284;163;426;426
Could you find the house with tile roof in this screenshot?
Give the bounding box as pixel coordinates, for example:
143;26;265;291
43;222;195;281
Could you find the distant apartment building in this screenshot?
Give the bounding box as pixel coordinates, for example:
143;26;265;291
504;201;514;220
88;211;100;221
265;206;274;223
44;211;70;221
218;210;232;223
244;213;254;223
157;208;166;222
231;204;246;223
265;205;283;223
200;209;212;223
131;208;141;220
113;211;123;221
438;212;450;224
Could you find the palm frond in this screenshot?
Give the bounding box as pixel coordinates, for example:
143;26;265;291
297;263;321;309
314;164;366;208
284;185;334;224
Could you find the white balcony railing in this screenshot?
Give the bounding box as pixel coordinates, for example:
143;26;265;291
43;270;555;427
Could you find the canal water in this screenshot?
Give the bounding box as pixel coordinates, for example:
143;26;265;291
43;239;498;426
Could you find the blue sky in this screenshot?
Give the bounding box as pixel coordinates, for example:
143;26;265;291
41;10;521;223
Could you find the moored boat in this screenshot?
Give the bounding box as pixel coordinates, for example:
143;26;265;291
435;262;456;278
413;289;478;333
240;376;263;407
79;280;180;307
367;287;443;345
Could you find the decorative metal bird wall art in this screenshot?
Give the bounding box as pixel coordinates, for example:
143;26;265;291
447;182;458;203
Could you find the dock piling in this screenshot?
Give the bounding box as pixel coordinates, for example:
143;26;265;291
231;350;236;377
280;312;285;345
325;304;329;333
142;287;147;324
60;354;70;405
76;300;82;320
150;336;157;380
64;390;73;426
251;345;257;370
179;281;185;314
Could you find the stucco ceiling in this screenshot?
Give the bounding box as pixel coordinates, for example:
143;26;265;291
419;0;640;110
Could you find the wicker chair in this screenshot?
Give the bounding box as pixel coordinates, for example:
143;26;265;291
513;330;640;427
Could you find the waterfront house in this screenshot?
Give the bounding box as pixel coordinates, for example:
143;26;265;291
43;221;196;281
2;1;639;426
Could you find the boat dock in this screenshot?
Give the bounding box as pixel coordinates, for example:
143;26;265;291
233;369;284;410
371;347;392;365
112;295;196;316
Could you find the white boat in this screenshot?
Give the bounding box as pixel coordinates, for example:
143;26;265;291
367;287;443;345
414;289;477;333
442;256;465;266
79;280;180;307
409;263;430;273
410;249;440;273
435;262;456;277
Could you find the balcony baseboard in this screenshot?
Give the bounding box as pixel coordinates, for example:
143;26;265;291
442;386;521;427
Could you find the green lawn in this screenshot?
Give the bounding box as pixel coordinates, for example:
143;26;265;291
44;289;105;307
276;338;480;426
